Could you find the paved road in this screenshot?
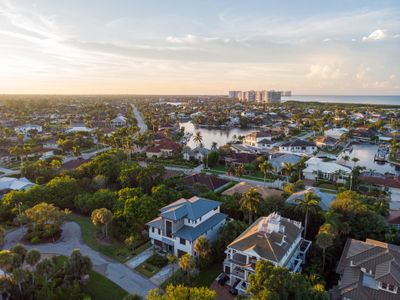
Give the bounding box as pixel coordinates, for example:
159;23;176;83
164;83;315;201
131;104;148;134
3;222;157;298
0;167;21;177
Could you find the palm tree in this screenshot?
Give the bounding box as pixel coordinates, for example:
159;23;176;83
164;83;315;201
194;236;211;261
316;223;336;271
166;253;178;279
240;188;262;224
235;164;245;181
259;161;273;187
211;142;218;151
295;192;320;238
350;157;359;190
193;131;203;148
342;155;350;164
282;162;296;179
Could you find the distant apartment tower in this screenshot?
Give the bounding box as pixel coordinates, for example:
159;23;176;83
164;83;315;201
267;90;282;103
228;91;241;99
231;90;282;103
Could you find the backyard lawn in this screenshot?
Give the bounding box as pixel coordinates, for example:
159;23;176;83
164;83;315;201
162;262;221;288
68;214;150;263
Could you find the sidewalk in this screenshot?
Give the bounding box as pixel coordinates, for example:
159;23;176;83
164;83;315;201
125;247;153;269
150;263;179;286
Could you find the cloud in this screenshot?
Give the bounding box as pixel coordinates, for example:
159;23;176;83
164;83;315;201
306;64;343;80
166;34;232;45
362;29;386;41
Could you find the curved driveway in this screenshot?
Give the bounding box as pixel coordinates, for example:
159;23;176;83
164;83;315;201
3;222;157;298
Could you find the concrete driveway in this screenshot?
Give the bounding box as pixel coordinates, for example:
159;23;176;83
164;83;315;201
3;222;157;298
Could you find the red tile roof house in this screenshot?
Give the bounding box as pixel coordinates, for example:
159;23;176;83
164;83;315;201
182;173;230;192
224;153;258;167
146;138;181;158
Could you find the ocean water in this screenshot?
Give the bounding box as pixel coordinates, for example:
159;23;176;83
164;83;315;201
282;95;400;105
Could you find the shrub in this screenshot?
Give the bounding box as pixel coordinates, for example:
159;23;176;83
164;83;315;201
31;236;40;244
147;254;168;268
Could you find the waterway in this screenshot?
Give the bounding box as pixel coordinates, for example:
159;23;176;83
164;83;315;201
179;121;253;149
337;144;399;175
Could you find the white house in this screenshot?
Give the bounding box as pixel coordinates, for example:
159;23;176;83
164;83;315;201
147;196;227;257
183;146;210;162
241;131;277;153
302;157;351;184
279;139;317;155
223;213;311;295
14;124;42;135
65;126;93;134
0;177;35;193
110;115;127;128
324;128;348;140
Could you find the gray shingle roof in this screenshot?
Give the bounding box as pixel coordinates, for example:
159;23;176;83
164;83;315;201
332;238;400;300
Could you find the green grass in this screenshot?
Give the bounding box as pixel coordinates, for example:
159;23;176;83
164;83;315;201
162;263;221;288
83;270;128;300
135;261;161;278
191;263;221;287
67;214;149;263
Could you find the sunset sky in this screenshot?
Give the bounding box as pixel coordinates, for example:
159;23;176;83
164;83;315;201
0;0;399;95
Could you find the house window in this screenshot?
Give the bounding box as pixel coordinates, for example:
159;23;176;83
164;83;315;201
165;220;173;238
180;238;186;245
158;229;161;235
151;227;154;233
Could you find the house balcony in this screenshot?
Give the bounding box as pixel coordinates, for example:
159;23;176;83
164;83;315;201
298;239;312;261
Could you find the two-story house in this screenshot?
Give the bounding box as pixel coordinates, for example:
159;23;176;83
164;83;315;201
223;212;311;295
242;131;277;152
279;139;317;155
147;196;227;257
330;238;400;300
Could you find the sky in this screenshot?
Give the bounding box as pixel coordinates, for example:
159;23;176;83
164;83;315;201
0;0;399;95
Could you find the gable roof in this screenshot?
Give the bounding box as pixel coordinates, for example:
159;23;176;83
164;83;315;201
182;173;229;191
332;238;400;300
0;177;35;191
159;196;222;221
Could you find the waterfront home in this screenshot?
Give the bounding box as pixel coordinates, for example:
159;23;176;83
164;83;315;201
350;127;377;142
147;196;227;257
146;138;181;158
222;181;282;198
330;238;400;300
182;173;230;192
110;114;127;128
268;153;302;173
324;128;348;140
14;124;43;134
286;187;336;211
242;131;277;152
279;139;317;155
223;213;311;295
315;136;340;151
302;157;351;184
